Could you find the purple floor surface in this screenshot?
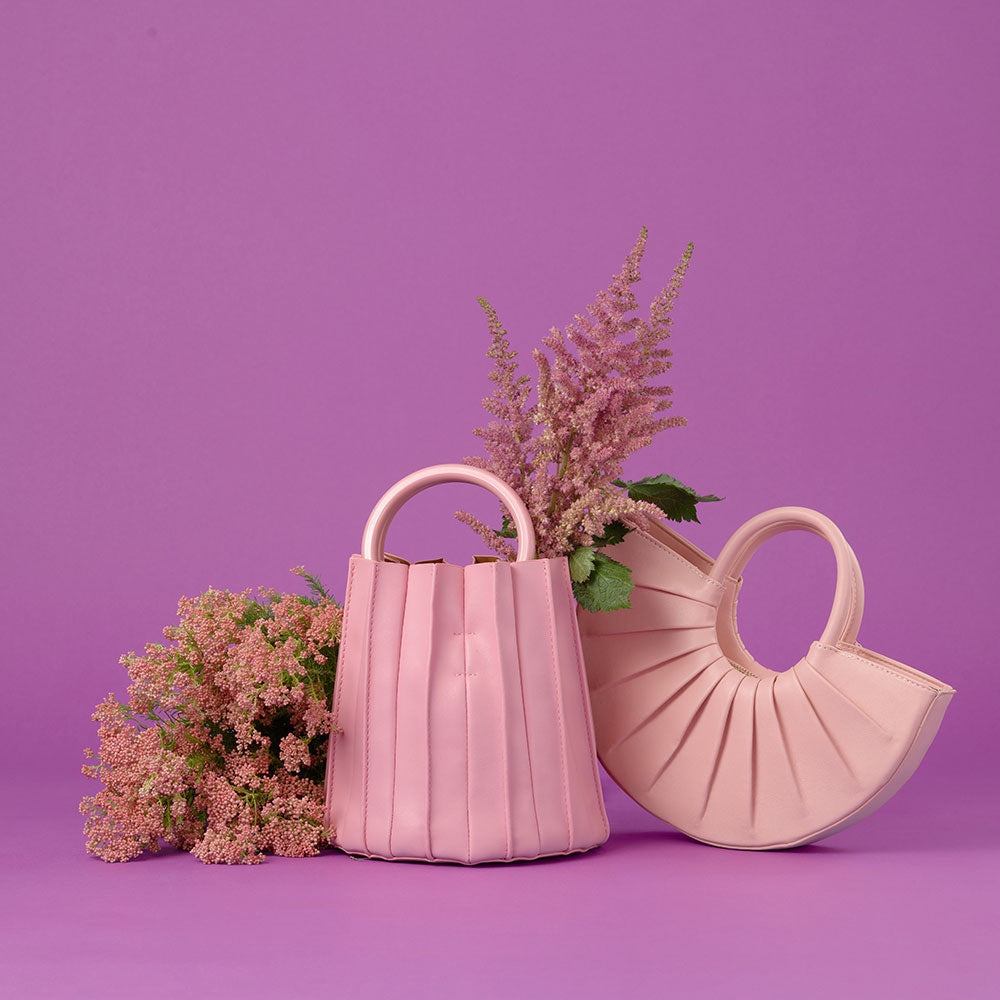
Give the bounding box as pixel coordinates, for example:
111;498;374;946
4;767;996;1000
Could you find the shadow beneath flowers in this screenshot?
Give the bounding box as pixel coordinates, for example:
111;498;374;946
130;842;186;863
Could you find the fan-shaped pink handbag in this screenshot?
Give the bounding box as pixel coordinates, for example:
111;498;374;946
578;507;954;850
325;464;609;864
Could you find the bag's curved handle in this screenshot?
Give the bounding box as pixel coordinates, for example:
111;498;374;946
708;507;865;646
361;463;536;563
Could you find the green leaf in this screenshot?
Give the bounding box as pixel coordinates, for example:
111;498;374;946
613;474;722;524
497;513;517;538
236;601;271;628
591;520;630;547
572;552;633;613
293;568;332;603
568;545;596;583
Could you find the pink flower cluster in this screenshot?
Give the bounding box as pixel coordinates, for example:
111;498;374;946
80;569;342;864
459;229;693;557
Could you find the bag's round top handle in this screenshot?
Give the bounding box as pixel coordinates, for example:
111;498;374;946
708;506;865;646
361;464;536;563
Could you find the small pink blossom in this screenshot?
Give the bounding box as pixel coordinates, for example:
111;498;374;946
279;734;310;773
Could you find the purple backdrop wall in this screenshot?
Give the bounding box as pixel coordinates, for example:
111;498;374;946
2;2;998;997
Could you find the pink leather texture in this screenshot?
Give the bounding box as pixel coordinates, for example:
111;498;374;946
325;464;610;864
578;507;955;850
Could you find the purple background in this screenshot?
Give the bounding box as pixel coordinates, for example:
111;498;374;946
2;2;998;997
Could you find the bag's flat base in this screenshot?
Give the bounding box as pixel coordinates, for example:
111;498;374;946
331;842;605;865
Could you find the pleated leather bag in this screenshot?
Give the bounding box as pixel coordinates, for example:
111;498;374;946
324;464;609;864
578;506;954;850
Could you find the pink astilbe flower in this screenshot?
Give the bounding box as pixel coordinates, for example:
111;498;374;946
80;571;341;864
461;229;693;557
279;733;311;773
453;510;517;562
466;296;534;496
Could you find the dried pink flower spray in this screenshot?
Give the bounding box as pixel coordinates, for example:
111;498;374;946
459;229;719;610
80;569;341;864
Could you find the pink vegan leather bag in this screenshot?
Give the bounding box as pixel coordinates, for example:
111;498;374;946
578;507;955;850
324;464;609;864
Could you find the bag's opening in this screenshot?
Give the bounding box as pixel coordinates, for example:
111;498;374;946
383;553;502;566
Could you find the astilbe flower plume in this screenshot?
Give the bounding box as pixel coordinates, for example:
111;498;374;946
459;228;694;558
80;568;342;864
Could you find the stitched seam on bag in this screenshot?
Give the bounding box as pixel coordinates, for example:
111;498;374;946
424;565;436;860
544;559;573;852
562;558;611;841
326;558;357;833
836;535;861;644
510;565;542;854
463;566;472;864
361;563;378;855
749;681;759;830
847;545;859;642
814;642;942;691
725;582;761;675
637;528;726;592
492;566;512;860
387;566;408;857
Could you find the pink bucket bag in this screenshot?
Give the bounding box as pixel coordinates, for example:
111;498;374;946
578;506;955;850
324;464;609;864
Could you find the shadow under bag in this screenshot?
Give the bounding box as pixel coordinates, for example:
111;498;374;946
578;506;955;850
324;464;609;864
